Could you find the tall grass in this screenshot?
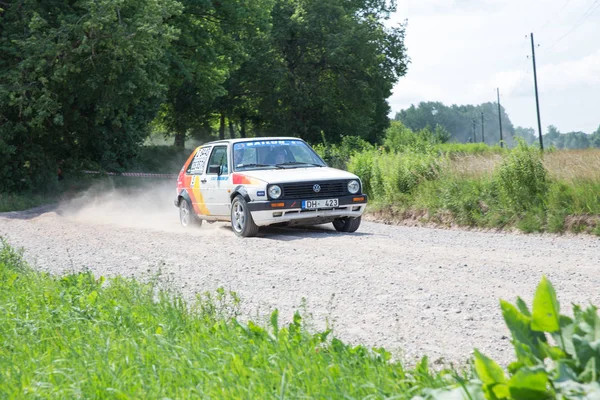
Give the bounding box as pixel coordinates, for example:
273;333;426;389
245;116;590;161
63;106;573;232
0;240;451;398
349;137;600;235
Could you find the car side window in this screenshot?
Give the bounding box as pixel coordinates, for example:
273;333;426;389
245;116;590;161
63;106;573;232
187;146;212;175
206;146;229;175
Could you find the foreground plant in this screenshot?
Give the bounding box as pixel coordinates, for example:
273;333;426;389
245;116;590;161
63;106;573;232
0;240;448;398
419;276;600;399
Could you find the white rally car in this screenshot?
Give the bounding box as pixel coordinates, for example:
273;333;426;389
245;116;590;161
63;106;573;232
175;137;368;237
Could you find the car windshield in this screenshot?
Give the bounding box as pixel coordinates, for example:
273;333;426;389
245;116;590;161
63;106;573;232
233;140;326;171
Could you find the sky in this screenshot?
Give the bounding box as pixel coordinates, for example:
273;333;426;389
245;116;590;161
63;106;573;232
386;0;600;134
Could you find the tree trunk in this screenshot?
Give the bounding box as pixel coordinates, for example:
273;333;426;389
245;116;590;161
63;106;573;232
219;113;225;140
174;132;185;148
240;116;247;138
228;118;235;139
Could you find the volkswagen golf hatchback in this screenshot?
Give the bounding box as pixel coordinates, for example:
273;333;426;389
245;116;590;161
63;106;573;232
175;137;368;237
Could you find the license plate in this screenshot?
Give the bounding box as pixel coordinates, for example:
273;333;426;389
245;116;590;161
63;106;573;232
302;199;339;209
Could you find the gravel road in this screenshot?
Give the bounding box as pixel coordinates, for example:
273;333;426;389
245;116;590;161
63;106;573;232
1;181;599;367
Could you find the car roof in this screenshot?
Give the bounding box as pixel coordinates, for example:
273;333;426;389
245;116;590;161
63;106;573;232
197;137;304;148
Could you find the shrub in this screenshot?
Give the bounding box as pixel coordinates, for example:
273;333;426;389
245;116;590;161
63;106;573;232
346;150;376;198
350;150;441;202
494;139;548;213
313;135;374;170
384;122;449;154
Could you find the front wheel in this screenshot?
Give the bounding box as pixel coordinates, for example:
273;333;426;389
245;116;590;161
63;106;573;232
333;216;361;233
231;195;259;237
179;198;202;228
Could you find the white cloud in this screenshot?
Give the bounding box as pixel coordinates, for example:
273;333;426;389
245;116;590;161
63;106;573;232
387;0;600;132
388;78;445;111
539;50;600;91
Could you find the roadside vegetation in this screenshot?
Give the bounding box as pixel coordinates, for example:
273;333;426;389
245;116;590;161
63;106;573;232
315;122;600;235
1;240;599;399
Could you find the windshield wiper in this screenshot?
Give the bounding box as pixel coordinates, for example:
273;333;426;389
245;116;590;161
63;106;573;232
237;163;282;169
274;162;324;168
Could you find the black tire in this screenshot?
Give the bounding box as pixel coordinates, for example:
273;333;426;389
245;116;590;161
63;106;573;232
179;198;202;228
333;216;361;233
231;195;259;237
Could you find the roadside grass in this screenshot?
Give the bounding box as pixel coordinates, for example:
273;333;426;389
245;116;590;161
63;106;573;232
2;239;599;399
354;146;600;235
0;240;454;399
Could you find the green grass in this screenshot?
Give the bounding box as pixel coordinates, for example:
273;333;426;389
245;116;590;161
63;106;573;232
0;240;454;399
3;241;600;399
352;142;600;235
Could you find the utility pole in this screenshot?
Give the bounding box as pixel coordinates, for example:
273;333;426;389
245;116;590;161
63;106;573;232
496;88;503;148
472;118;476;142
531;33;544;151
481;112;485;143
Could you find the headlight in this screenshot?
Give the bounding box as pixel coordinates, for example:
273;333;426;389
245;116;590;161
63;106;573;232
268;185;282;199
348;180;360;194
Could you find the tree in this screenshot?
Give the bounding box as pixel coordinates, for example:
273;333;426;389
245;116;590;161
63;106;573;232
590;125;600;148
514;126;537;145
0;0;181;191
395;101;515;145
155;0;273;148
251;0;408;144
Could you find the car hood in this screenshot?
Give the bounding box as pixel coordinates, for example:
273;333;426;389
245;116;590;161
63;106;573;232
235;167;358;184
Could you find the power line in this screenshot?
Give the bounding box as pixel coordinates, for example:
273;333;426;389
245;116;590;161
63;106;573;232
539;0;576;31
547;0;600;49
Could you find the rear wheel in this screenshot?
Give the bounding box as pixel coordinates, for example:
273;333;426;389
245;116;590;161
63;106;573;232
179;198;202;228
231;195;259;237
333;216;361;233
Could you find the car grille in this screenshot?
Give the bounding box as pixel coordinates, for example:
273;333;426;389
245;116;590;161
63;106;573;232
281;180;349;199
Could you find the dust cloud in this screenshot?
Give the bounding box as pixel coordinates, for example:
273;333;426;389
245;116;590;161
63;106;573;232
59;179;229;235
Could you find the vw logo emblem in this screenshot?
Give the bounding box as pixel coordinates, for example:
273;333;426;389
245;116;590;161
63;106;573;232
313;184;321;193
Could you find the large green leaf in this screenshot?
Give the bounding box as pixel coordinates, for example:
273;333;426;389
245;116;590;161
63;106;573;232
508;366;550;400
516;297;532;317
531;276;561;332
500;300;546;361
417;382;486;400
474;349;506;385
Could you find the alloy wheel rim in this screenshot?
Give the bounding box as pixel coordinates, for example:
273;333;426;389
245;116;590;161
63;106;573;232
180;201;190;226
232;201;245;232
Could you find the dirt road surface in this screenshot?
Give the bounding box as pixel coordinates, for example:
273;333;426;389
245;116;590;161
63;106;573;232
1;181;599;367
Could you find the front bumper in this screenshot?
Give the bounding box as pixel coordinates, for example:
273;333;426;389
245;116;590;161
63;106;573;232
247;194;368;227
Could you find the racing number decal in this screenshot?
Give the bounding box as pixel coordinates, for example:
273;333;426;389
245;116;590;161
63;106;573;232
189;147;211;175
188;146;211;216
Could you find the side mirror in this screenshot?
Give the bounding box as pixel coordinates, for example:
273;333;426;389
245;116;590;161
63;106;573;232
208;165;221;175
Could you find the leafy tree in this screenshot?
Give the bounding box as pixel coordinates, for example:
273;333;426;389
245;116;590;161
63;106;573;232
514;126;537;145
155;0;273;148
395;101;515;146
590;125;600;148
252;0;408;144
564;131;590;149
0;0;181;190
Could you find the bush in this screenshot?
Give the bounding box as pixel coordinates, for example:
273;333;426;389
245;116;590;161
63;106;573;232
349;150;441;202
494;139;548;214
313;135;374;170
384;122;449;154
346;150;376;198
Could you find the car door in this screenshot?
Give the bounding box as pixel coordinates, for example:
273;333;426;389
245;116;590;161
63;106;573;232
186;145;212;216
203;145;231;217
